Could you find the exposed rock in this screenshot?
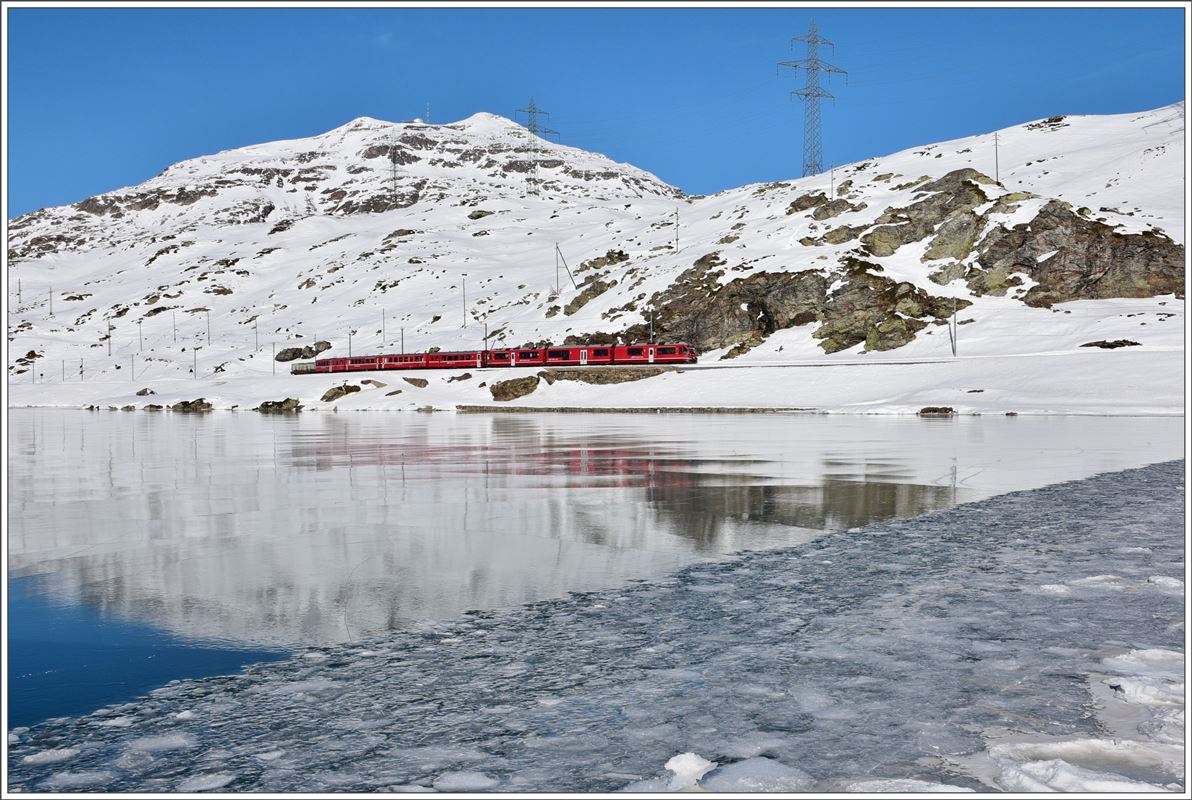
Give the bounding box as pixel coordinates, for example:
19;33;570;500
813;257;969;353
385;389;404;397
787;192;828;214
975;200;1185;307
143;404;164;411
617;254;829;354
361;379;387;388
274;340;332;362
403;377;429;388
321;384;361;402
446;372;473;383
1080;339;1141;349
467;209;494;220
256;398;303;412
862;169;992;257
577;249;630;272
171;398;213;412
135;387;155;396
922;210;983;261
918;406;955;416
564;279;616;315
811;199;866;221
490;375;540;401
927;262;968;285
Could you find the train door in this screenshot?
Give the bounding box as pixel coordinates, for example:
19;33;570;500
580;349;588;366
476;353;482;369
510;351;517;367
648;347;655;364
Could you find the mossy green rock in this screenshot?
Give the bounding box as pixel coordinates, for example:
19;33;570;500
321;384;361;402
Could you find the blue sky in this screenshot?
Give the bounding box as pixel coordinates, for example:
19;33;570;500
6;5;1186;217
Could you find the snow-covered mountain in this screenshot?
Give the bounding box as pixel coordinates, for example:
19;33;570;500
5;103;1185;408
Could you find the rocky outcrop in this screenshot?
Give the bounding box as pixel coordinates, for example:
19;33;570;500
564;279;616;316
171;398;213;412
861;169;992;258
320;384;360;402
1081;339;1140;349
617;253;829;353
274;340;332;362
813;258;969;354
403;377;429;388
490;375;540;401
974;200;1185;307
256;398;303;412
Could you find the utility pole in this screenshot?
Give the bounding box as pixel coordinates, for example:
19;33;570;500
107;320;112;356
515;97;559;196
138;320;143;351
461;274;467;328
779;19;847;177
555;244;577;290
206;310;211;345
17;278;21;308
949;298;958;357
172;310;177;343
193;346;198;376
272;342;276;374
994;131;1000;184
254;319;259;351
349;329;353;357
48;287;53;316
674;209;680;252
382;310;386;347
554;242;560;295
401;327;405;355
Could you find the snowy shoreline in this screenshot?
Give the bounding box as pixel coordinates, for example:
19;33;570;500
6;347;1186;417
8;460;1185;793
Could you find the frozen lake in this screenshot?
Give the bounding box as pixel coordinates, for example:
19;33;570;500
6;410;1183;732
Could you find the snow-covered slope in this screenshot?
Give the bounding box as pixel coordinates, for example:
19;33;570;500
5;103;1185;412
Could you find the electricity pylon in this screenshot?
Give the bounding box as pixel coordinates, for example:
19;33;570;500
778;19;846;177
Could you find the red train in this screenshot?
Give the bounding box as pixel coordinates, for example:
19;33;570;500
290;343;697;374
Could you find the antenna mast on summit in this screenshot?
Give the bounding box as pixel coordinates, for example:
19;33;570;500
779;19;846;177
516;97;559;196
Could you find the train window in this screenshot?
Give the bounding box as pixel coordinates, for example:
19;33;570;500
519;351;539;358
658;347;676;355
627;347;643;356
593;348;609;357
492;353;509;360
547;350;569;359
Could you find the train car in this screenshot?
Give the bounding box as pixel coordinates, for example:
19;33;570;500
381;354;429;369
425;350;483;369
293;342;697;375
613;343;697;365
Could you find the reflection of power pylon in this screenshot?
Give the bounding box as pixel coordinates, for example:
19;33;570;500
778;19;846;177
516;97;559;195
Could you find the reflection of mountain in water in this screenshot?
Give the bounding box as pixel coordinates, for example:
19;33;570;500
646;478;960;551
9;413;967;650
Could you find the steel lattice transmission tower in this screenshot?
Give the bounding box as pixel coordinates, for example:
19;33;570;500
778;19;846;177
515;97;559;195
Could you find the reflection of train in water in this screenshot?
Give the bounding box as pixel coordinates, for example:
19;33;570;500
291;343;697;374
